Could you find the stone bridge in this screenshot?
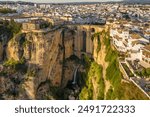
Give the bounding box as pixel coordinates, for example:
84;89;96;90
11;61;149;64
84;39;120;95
66;25;105;58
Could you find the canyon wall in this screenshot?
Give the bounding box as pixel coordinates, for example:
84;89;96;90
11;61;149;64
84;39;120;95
0;24;108;99
0;27;75;99
1;24;147;100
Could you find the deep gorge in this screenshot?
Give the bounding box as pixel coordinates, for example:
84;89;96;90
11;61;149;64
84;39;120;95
0;22;148;100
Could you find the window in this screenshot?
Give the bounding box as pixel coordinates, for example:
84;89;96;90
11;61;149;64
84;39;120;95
145;60;148;63
142;58;144;61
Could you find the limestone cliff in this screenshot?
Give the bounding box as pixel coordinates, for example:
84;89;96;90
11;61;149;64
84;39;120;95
0;27;75;99
0;24;148;100
7;33;25;61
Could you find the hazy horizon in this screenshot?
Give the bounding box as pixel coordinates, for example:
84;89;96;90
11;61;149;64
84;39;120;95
0;0;122;3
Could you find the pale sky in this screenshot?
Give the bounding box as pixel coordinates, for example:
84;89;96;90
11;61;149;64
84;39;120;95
0;0;122;3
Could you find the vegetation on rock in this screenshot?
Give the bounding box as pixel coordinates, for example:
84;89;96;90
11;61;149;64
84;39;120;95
135;68;150;77
91;32;101;54
3;58;27;73
79;55;105;100
0;20;21;39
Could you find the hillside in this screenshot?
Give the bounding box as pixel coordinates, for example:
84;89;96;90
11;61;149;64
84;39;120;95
79;30;149;100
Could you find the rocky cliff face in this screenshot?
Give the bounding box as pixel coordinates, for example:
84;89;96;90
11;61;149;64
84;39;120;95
0;27;75;99
79;29;108;100
0;24;148;100
92;29;111;99
7;33;25;61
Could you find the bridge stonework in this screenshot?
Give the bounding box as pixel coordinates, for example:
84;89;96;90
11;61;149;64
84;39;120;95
70;25;104;58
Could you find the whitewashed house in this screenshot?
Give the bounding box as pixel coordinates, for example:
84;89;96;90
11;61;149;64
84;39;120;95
111;27;149;61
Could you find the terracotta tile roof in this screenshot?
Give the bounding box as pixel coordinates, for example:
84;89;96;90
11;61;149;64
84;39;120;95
130;33;141;39
113;35;122;41
144;44;150;52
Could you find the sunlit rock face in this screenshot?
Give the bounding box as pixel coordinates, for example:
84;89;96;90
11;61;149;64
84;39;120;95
0;22;149;100
0;27;75;99
0;24;109;100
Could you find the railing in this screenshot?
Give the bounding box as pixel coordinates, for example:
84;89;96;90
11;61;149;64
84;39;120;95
119;61;130;80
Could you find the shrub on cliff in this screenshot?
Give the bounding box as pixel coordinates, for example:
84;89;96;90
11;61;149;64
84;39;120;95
80;57;105;100
7;20;21;35
3;58;27;73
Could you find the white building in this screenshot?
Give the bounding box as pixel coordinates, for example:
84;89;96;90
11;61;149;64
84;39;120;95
111;28;149;61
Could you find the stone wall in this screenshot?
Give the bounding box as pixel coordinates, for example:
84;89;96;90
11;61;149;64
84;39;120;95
72;25;105;58
22;23;40;31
